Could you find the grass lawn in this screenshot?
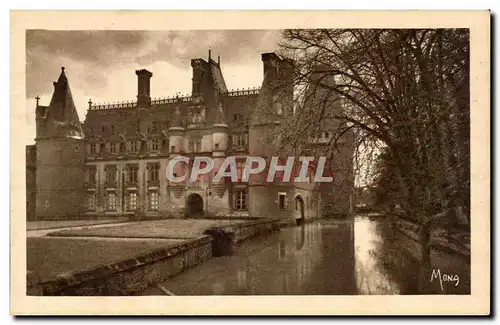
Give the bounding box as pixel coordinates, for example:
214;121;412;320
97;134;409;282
48;219;248;239
27;236;183;282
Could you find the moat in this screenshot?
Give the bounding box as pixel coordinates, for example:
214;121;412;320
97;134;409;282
142;216;470;295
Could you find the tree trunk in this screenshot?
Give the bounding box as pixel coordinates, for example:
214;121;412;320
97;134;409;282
418;219;433;293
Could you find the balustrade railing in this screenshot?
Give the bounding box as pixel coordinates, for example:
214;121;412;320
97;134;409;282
89;88;261;110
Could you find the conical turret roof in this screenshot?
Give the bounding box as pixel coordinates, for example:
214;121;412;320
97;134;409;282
46;67;84;139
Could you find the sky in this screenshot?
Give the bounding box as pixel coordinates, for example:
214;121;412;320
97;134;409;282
24;30;283;146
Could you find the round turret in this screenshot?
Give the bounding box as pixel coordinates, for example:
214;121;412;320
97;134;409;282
168;126;185;154
211;102;228;156
168;107;186;154
212;124;228;157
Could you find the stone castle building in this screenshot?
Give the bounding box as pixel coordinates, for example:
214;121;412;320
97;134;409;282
26;51;354;222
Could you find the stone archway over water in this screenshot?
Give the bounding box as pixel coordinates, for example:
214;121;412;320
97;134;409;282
294;195;305;226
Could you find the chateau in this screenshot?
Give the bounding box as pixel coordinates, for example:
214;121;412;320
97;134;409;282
26;51;354;222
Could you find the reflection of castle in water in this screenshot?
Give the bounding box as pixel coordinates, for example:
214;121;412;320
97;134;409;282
235;222;357;295
179;221;358;295
275;223;325;293
155;221;360;295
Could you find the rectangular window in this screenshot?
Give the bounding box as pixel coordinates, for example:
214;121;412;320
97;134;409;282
278;193;287;210
128;140;138;153
171;145;175;152
119;142;125;153
109;142;117;154
105;165;117;185
86;193;96;211
127;165;138;183
89;143;96;155
150;139;161;151
148;163;159;182
127;192;138;211
235;189;247;211
233;134;248;147
148;191;159;210
106;192;117;211
190;139;201;153
85;166;97;186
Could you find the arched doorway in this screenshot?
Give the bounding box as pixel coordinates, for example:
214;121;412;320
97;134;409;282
294;195;305;226
186;193;204;217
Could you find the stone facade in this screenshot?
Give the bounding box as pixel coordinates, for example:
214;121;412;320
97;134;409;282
26;51;354;222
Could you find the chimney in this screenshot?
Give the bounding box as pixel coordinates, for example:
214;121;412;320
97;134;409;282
191;59;206;96
135;69;153;107
261;52;282;77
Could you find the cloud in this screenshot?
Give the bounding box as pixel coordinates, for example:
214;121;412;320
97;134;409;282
26;30;282;99
135;30;282;67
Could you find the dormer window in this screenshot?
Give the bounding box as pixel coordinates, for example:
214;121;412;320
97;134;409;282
232;134;248;148
109;142;117;154
233;114;244;122
150;139;161;152
128;140;138;153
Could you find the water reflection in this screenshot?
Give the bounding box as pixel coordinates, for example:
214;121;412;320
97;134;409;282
144;216;469;295
354;216;470;295
354;217;403;294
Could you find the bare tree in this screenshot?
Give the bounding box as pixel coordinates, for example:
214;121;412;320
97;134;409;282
263;29;469;292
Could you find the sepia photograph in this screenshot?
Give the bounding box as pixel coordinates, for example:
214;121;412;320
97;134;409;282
11;10;490;315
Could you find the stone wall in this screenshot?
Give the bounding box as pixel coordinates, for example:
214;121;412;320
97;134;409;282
204;218;282;256
35;138;86;220
26;145;37;221
29;236;212;296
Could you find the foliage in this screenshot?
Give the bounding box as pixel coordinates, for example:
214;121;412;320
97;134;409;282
271;29;470;224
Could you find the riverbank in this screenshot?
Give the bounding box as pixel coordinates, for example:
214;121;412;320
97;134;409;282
394;218;470;259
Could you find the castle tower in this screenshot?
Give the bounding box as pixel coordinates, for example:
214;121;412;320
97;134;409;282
190;50;228;124
210;102;230;214
34;67;86;220
304;63;355;217
167;107;187;216
248;53;295;219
